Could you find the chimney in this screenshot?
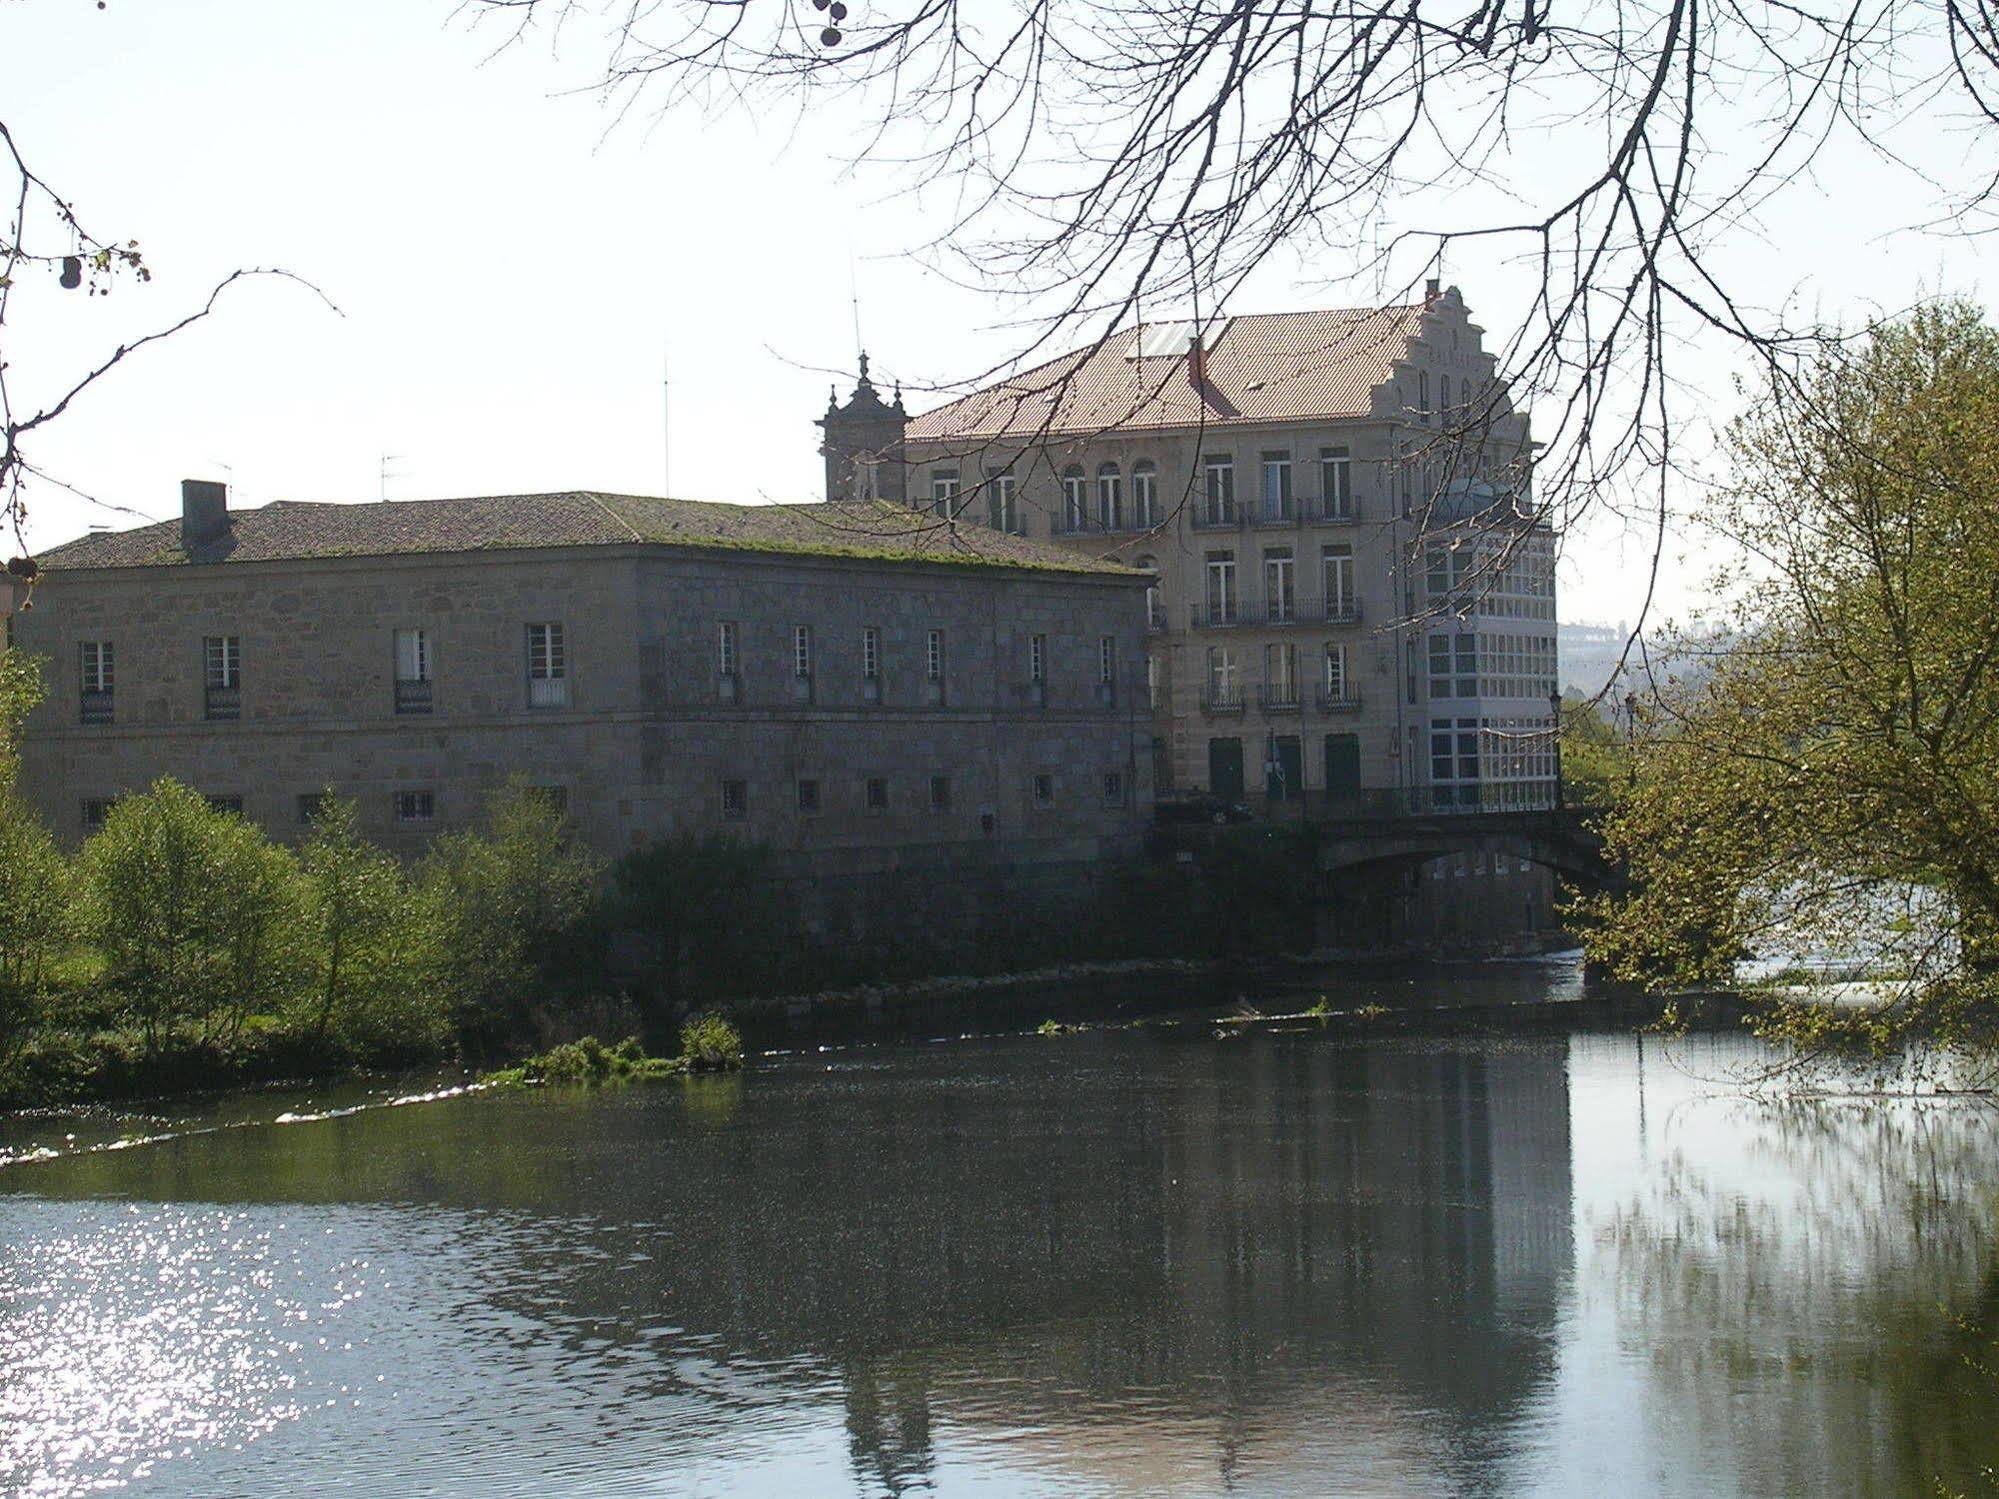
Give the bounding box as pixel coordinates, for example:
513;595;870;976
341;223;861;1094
1186;331;1207;389
1425;277;1442;302
181;479;229;549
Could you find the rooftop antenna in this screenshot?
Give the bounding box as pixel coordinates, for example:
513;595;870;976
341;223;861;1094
849;250;866;381
379;453;401;503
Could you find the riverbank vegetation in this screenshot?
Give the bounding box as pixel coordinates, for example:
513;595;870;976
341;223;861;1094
482;1017;742;1088
1576;301;1999;1080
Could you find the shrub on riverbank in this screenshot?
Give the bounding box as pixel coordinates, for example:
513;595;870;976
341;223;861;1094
483;1018;744;1088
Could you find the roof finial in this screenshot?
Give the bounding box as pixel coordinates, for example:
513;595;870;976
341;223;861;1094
858;350;871;384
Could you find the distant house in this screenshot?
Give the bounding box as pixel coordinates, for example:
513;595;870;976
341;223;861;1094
12;482;1152;887
824;285;1560;815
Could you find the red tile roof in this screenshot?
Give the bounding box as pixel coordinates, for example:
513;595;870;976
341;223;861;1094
905;304;1431;442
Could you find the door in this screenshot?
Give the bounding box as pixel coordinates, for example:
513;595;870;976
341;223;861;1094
1267;733;1303;802
1324;732;1361;805
1208;737;1245;801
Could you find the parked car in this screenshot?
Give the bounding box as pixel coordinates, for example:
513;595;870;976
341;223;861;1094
1155;793;1256;826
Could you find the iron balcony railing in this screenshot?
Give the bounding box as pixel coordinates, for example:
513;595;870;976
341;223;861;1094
1323;599;1362;625
395;678;434;715
203;685;241;721
1316;686;1364;713
1188;601;1241;628
1200;688;1247;716
79;690;114;725
1257;684;1303;712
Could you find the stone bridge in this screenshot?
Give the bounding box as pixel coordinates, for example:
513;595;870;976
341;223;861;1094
1312;806;1613;887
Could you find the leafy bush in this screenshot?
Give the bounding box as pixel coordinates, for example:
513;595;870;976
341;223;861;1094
0;791;78;1066
678;1013;744;1070
419;782;600;1050
79;779;311;1056
488;1034;677;1087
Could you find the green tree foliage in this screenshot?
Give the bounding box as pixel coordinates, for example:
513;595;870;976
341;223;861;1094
1558;692;1630;808
419;782;600;1047
0;646;43;794
80;778;310;1055
298;795;448;1055
1577;301;1999;1061
0;790;74;1065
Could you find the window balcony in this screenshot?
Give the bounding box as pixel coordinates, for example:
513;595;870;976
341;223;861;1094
1200;689;1246;716
1257;685;1303;712
395;678;433;715
203;686;241;722
1316;687;1364;713
1251;503;1298;528
1265;598;1298;624
1190;505;1241;531
1323;600;1363;625
1314;497;1360;524
79;690;114;725
1188;602;1240;629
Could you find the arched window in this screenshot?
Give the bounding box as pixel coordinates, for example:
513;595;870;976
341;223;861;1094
1062;465;1088;532
1440;374;1451;414
1136;554;1163;630
1097;463;1123;530
1132;461;1157;528
1418;370;1432;423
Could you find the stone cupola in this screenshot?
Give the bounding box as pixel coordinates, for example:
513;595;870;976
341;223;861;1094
816;352;908;504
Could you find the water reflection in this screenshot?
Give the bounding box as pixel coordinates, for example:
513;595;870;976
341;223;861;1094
2;1004;1996;1496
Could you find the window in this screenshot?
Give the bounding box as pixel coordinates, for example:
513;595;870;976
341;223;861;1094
1204;551;1237;625
80;797;117;831
930;469;961;515
721;779;748;819
793;625;813;679
1202;454;1236;524
1132;462;1157;528
990;474;1019;534
1264;548;1295;622
525;623;568;708
79;641;114;723
203;635;241;721
1265;642;1299;706
1062;466;1088;531
395;790;435;822
1206;645;1239;706
1030;633;1047;684
862;625;881;681
797;778;821;815
1418;370;1432;423
205;795;244;816
1440;374;1451;413
1259;451;1293;520
1032;772;1055;807
926;629;944;682
1146;655;1160;710
1099;635;1117;685
718;619;741;677
1428;632;1478;699
298;792;333;826
929;775;952;812
394;628;432;715
1323;544;1356;620
1319;447;1353;519
1097;464;1123;530
1324;642;1350;702
865;776;890;812
1103;771;1125;805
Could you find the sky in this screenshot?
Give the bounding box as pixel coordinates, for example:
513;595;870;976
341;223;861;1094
3;0;1989;627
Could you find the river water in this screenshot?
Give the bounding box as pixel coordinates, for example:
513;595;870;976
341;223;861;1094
3;958;1997;1497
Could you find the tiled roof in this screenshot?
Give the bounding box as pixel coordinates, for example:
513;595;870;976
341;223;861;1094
36;493;1141;577
905;303;1432;442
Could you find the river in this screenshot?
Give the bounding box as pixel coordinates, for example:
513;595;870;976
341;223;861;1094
3;957;1996;1497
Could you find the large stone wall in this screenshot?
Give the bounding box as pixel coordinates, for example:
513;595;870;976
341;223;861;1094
13;542;1151;868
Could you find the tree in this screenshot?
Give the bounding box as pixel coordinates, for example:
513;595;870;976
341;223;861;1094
471;0;1999;618
1575;300;1999;1067
297;795;448;1054
80;778;310;1054
0;790;74;1067
418;782;601;1047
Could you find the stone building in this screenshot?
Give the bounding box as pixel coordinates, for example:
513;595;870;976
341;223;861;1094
828;285;1561;816
11;484;1152;890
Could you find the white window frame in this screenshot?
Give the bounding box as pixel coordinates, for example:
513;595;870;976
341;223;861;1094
80;640;114;695
1132;463;1157;528
1205;553;1237;625
1325;642;1349;702
204;634;240;690
1202;454;1236;523
1259;451;1293;519
394;628;430;683
525;622;569;709
1030;633;1047;684
862;625;881;681
992;474;1018;534
792;624;813;679
926;629;944;683
1320;447;1352;518
718;619;740;677
1097;464;1123;530
1099;635;1116;685
1062;468;1088;532
1264;550;1295;622
931;469;960;515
